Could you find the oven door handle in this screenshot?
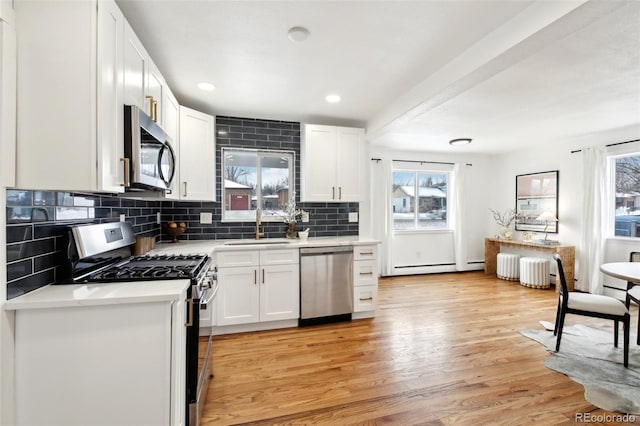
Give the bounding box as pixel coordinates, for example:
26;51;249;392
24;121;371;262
199;284;219;309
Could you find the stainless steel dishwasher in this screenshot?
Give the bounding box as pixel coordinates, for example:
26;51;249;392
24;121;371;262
299;246;353;326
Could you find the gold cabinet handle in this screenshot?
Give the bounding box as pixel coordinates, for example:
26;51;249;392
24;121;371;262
359;297;374;302
152;99;158;122
359;272;374;276
339;187;342;200
120;157;130;187
184;298;193;326
254;269;257;285
145;95;155;121
332;187;335;200
262;269;265;284
182;182;188;197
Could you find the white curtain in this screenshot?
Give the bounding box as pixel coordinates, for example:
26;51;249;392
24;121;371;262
453;163;467;271
577;146;608;294
371;159;394;276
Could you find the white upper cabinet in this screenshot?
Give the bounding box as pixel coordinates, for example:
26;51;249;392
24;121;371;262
178;106;216;201
123;21;147;113
163;88;181;200
0;19;16;187
16;0;126;192
146;58;165;125
123;22;165;125
0;0;15;26
301;124;364;202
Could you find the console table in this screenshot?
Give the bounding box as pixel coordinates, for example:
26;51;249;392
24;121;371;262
484;238;576;291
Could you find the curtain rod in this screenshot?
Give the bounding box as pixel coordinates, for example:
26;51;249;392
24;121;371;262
571;138;640;154
370;158;472;166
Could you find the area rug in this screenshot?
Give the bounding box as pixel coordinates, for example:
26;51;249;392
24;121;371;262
520;322;640;415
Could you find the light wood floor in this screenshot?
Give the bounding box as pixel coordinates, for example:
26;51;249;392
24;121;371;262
203;272;639;425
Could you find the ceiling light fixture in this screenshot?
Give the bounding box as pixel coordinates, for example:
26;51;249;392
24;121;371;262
325;94;341;103
287;26;310;42
197;82;216;92
449;138;472;146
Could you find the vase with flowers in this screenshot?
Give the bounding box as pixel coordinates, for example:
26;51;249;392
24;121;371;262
489;208;517;240
280;192;304;239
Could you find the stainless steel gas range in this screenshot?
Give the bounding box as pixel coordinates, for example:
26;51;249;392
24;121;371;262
64;222;216;426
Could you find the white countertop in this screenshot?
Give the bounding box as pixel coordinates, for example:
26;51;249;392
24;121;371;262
150;236;380;257
5;236;378;311
4;280;190;311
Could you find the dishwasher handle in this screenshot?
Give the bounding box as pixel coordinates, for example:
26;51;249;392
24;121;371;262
300;246;353;256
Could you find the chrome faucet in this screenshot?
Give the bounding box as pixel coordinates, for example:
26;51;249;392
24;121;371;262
255;208;265;240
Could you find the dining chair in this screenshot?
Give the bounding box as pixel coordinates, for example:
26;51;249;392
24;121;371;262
553;254;630;368
626;251;640;345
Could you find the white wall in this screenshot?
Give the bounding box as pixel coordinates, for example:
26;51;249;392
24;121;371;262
367;146;497;274
492;125;640;293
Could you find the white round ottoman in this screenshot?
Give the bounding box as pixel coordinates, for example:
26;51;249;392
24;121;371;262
497;253;520;281
519;257;550;289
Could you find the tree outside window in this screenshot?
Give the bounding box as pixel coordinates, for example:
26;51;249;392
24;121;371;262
614;155;640;237
222;148;294;222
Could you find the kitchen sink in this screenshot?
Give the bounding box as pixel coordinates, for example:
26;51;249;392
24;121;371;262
224;238;293;246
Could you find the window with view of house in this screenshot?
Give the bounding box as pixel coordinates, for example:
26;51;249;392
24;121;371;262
222;148;294;222
614;155;640;237
392;170;449;230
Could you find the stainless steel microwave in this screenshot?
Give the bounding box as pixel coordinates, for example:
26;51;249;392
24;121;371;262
123;105;176;191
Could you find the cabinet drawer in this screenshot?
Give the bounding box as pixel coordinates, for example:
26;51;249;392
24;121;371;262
260;249;299;265
354;245;377;261
353;260;378;287
215;250;260;267
353;285;377;312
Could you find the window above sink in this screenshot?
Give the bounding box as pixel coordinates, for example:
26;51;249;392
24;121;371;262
222;148;295;222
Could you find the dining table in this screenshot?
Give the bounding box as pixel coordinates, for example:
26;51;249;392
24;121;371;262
599;262;640;284
600;262;640;345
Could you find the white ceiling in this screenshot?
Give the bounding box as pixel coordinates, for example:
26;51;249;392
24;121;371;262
116;0;640;155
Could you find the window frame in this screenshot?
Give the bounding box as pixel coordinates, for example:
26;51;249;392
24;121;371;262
611;152;640;239
391;168;452;232
221;147;295;223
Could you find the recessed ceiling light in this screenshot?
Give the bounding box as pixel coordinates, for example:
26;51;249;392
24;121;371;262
287;26;310;42
449;138;472;146
325;94;341;103
197;82;216;92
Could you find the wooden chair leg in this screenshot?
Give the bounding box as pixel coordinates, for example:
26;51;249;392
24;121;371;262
553;299;561;336
624;315;630;368
555;310;566;352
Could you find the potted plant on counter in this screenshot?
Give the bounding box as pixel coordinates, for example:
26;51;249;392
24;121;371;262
280;192;304;239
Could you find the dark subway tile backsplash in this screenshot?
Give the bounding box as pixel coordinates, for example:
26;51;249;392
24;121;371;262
6;190;162;299
6;116;359;300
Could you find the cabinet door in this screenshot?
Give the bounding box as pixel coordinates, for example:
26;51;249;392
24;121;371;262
0;0;15;25
0;20;16;187
260;263;299;321
216;267;259;325
301;124;337;202
336;127;363;202
163;88;180;199
96;0;125;193
179;106;216;201
146;58;164;125
123;21;147;110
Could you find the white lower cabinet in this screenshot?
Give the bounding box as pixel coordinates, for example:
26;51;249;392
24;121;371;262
14;297;186;426
353;244;379;313
216;249;299;326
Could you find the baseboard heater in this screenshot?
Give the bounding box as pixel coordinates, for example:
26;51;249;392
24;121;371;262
395;263;456;269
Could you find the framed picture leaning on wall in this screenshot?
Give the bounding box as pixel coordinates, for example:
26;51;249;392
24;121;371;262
515;170;559;233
